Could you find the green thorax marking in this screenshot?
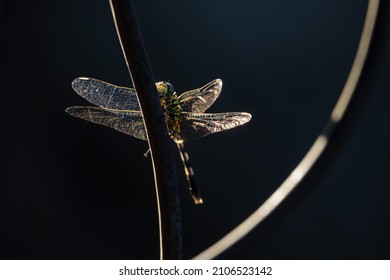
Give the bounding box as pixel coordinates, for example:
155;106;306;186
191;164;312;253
156;81;182;140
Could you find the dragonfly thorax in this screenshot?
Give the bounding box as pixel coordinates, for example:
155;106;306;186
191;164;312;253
156;81;182;141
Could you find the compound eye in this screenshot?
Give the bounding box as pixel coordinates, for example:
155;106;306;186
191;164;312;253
166;82;174;94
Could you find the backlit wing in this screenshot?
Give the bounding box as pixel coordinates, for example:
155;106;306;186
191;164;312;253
66;106;147;141
71;77;140;110
178;79;223;113
180;112;252;142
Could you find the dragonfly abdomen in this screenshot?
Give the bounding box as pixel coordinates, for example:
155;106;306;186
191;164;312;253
176;142;203;204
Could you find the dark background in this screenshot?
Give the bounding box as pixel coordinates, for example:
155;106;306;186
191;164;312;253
0;0;389;259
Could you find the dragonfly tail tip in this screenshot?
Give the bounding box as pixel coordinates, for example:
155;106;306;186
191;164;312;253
194;197;204;205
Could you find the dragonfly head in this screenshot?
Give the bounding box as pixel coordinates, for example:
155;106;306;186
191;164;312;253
156;81;175;98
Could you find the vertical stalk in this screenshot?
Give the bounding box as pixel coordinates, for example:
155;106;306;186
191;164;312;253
109;0;182;259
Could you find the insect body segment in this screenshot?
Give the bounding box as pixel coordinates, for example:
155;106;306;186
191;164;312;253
156;81;182;142
66;77;252;204
177;142;202;204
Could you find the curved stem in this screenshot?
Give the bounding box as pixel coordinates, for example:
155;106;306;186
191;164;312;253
109;0;182;259
193;0;380;260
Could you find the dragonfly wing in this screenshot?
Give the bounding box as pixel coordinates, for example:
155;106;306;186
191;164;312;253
72;77;140;110
178;79;223;113
66;106;147;141
180;112;252;142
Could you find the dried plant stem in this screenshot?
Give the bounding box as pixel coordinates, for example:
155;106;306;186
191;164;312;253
193;0;380;260
109;0;182;259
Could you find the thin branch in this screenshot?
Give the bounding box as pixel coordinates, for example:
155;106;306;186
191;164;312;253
193;0;380;260
109;0;182;259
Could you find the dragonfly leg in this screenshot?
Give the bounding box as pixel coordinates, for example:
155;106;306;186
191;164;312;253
143;148;150;158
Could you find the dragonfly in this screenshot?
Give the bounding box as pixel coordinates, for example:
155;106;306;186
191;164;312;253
66;77;251;204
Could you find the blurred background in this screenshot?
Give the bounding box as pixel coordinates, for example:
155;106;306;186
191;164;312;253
0;0;389;259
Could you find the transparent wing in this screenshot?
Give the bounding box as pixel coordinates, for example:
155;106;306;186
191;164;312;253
66;106;147;141
180;112;252;142
71;77;140;110
178;79;223;113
